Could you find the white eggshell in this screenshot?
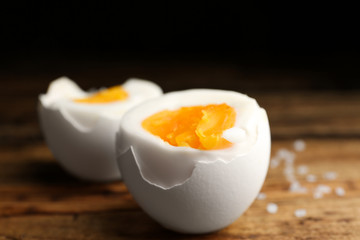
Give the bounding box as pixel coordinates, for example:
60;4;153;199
117;89;271;233
38;77;163;181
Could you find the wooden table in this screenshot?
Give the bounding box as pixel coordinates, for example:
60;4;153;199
1;62;360;239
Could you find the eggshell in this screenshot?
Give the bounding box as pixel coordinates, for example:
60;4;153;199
38;77;162;181
117;89;271;233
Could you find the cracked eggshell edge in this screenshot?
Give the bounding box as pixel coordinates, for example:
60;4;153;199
117;108;270;233
38;100;122;181
116;89;263;189
38;77;163;181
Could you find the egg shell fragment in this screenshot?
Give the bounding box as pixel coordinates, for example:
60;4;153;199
117;89;271;233
38;77;163;181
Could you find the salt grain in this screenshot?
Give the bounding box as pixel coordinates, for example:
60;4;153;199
289;181;308;193
270;157;280;169
283;167;294;175
323;171;337;181
313;184;331;199
294;209;307;218
267;203;278;214
335;187;345;197
315;184;332;194
287;154;296;162
313;191;323;199
257;192;267;200
278;148;295;160
306;174;317;183
293;139;306;152
297;165;308;175
289;181;301;189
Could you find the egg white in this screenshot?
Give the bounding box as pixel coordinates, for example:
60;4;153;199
40;77;163;131
38;76;163;181
117;89;271;233
117;89;267;188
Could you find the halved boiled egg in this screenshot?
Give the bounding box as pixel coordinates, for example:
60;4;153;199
38;76;162;181
117;89;271;233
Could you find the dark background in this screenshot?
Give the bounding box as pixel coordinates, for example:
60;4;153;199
1;2;359;91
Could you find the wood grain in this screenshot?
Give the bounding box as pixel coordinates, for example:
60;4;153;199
1;71;360;239
1;140;359;239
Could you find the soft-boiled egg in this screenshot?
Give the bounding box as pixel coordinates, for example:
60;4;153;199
38;77;163;181
117;89;271;233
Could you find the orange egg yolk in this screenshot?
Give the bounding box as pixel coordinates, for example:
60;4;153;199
142;103;236;150
74;85;128;103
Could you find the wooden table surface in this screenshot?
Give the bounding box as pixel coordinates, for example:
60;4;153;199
1;61;360;239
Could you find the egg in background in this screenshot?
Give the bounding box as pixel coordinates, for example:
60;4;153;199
38;77;163;181
117;89;271;233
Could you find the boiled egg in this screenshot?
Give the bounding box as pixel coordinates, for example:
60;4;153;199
117;89;271;233
38;77;163;181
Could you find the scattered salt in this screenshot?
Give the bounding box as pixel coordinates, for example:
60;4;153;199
270;157;280;169
313;191;323;199
257;192;267;200
289;181;301;189
267;203;278;214
294;209;307;218
284;165;296;182
270;141;342;203
289;181;308;193
293;139;306;152
313;184;331;199
306;174;317;183
323;171;337;180
278;148;295;160
297;165;308;175
283;166;294;175
285;156;295;165
315;184;332;194
335;187;345;197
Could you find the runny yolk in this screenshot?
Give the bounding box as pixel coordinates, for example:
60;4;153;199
142;103;236;150
74;85;128;103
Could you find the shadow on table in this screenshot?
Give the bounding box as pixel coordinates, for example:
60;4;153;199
0;159;82;185
93;210;224;240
